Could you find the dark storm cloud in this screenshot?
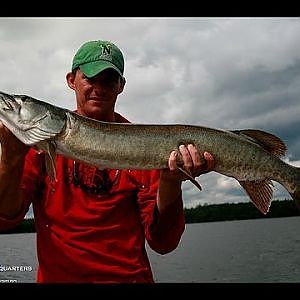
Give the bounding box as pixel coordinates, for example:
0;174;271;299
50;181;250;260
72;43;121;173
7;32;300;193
216;61;300;100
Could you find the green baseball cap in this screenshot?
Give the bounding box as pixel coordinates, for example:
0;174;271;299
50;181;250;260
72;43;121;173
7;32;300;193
71;40;125;78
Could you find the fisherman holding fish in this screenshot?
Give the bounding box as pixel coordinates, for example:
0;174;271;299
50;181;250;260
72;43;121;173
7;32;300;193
0;40;215;283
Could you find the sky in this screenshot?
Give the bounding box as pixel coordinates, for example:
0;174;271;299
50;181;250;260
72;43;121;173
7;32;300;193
0;17;300;213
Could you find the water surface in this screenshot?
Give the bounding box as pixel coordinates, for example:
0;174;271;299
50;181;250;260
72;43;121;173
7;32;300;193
1;216;299;283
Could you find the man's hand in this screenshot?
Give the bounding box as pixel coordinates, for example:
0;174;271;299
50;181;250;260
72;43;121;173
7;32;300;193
0;122;30;219
0;122;29;164
160;144;214;183
156;144;214;222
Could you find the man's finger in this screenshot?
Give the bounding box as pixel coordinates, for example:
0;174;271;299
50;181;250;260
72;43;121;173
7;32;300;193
168;150;178;171
187;144;201;166
204;151;214;170
179;144;193;173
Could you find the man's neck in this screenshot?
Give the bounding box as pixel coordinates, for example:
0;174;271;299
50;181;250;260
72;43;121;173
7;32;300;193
76;109;116;122
99;113;115;122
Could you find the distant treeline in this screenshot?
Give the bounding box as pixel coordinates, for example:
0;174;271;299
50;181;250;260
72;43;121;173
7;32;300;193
0;219;35;234
184;199;299;223
0;218;36;234
0;199;299;234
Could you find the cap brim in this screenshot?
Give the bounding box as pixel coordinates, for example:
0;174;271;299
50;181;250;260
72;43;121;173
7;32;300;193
79;60;123;78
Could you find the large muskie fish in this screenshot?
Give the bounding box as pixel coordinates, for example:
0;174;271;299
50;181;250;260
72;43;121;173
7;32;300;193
0;91;299;215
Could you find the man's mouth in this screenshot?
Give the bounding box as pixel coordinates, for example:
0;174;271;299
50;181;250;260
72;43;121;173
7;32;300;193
89;97;108;102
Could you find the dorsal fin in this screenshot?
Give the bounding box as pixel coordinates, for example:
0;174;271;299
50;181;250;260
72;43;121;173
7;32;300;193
231;129;287;157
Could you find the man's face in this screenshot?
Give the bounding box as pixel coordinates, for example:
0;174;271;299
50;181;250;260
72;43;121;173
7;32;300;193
67;68;124;121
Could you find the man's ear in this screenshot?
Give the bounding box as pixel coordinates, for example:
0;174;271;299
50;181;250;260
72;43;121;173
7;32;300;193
118;77;126;94
66;72;76;90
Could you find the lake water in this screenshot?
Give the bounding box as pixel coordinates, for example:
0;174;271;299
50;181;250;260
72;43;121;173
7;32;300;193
1;216;300;283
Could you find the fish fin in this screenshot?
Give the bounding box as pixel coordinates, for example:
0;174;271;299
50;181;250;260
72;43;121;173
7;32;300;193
24;125;60;145
231;129;287;157
239;180;273;214
43;141;57;182
177;166;202;191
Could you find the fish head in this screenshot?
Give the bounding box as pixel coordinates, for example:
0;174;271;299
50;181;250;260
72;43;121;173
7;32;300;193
0;91;66;145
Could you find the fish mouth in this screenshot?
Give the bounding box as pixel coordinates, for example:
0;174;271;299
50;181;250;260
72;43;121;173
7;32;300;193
0;92;17;112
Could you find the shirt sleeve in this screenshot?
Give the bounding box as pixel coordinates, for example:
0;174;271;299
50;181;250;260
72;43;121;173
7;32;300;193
0;148;45;231
135;169;185;254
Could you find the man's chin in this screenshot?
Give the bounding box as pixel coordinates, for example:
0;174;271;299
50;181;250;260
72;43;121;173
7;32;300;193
84;106;108;120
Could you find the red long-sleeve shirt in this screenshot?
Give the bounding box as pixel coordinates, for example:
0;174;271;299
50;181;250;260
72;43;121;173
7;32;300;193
0;113;185;283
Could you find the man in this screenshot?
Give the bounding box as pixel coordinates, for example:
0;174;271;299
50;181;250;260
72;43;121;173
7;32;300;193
0;40;214;283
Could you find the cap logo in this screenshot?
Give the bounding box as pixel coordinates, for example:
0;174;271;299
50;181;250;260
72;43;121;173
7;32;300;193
72;41;124;76
100;44;112;61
